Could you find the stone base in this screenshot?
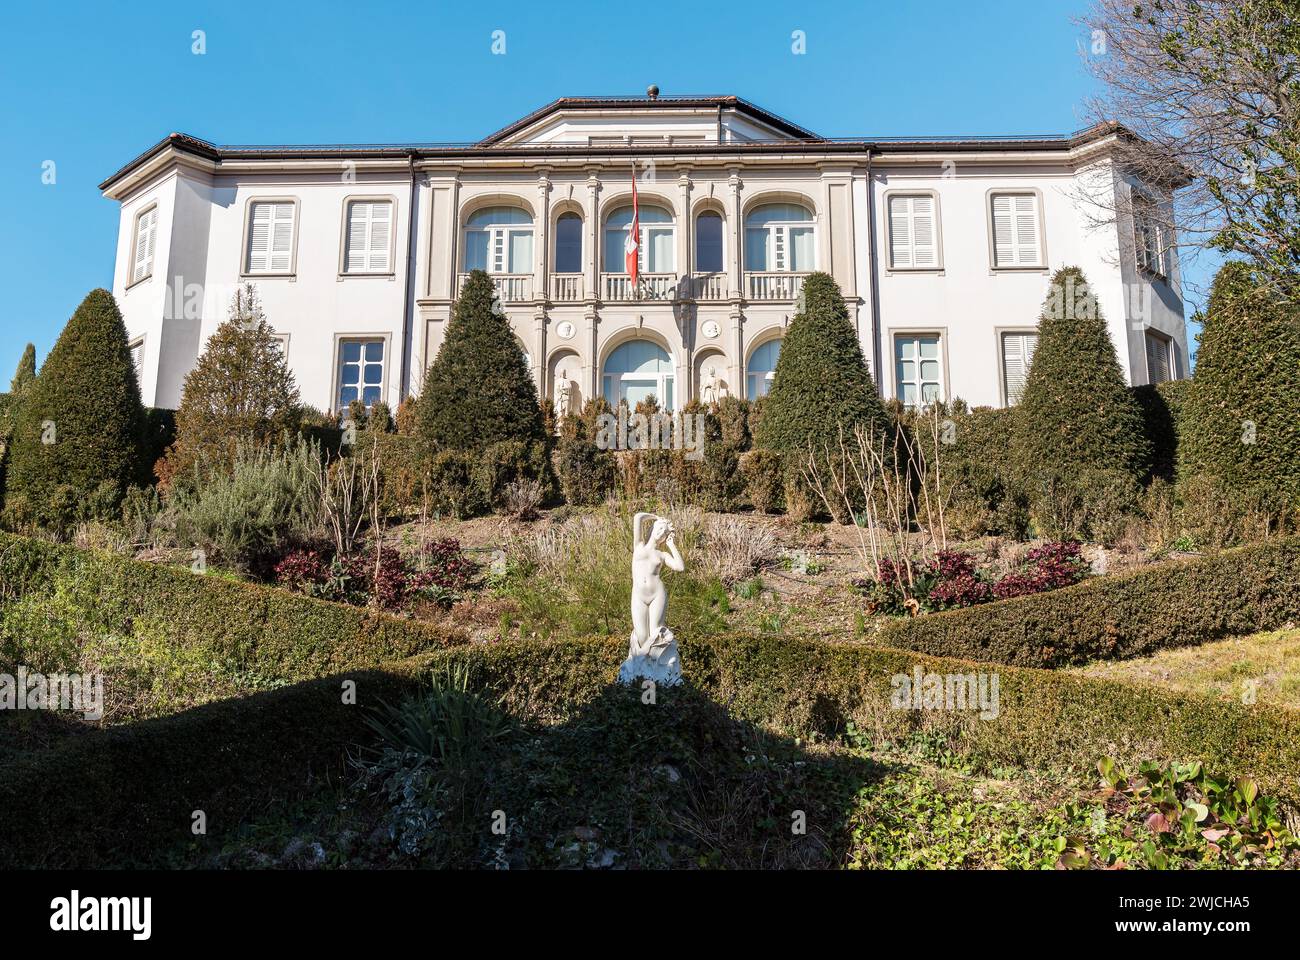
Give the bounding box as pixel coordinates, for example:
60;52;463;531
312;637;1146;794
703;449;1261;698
617;628;682;686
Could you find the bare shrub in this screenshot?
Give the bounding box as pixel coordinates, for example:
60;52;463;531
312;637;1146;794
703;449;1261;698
503;478;543;521
696;515;779;585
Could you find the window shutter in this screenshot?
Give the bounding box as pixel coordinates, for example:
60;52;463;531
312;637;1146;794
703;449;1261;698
132;208;157;282
248;202;295;273
992;194;1040;267
889;195;937;269
889;196;912;268
1002;332;1038;405
345;201;392;273
1146;332;1171;383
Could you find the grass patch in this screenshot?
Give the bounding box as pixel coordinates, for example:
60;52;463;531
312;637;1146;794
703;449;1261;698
1072;627;1300;710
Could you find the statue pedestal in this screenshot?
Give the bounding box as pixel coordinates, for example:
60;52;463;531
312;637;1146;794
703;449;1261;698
617;627;682;686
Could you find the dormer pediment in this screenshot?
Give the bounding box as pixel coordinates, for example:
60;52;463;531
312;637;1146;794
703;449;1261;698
476;96;821;147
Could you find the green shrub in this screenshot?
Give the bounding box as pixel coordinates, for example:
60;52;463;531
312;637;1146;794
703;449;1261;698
163;284;301;488
555;422;616;507
353;429;432;516
427;449;489;519
417;270;545;452
1131;380;1190;484
740;449;783;514
1178;262;1300;515
7;628;1300;867
1012;267;1150;532
4;290;147;526
475;438;554;511
174;438;320;571
754;272;892;459
879;537;1300;668
940;406;1029;539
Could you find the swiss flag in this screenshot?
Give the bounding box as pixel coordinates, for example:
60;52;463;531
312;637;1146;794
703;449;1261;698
625;164;640;290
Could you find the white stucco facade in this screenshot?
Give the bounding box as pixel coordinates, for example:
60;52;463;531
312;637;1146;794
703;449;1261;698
101;95;1188;414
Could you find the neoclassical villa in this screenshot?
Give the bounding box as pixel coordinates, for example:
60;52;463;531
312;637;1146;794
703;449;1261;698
101;92;1188;415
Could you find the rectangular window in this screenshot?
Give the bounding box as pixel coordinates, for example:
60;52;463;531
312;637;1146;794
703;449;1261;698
990;193;1042;268
888;194;938;269
337;339;385;410
131;206;158;283
128;338;145;384
894;334;943;407
1134;199;1169;278
695;214;723;272
246;201;296;274
1145;331;1173;383
344;200;392;273
1000;331;1038;406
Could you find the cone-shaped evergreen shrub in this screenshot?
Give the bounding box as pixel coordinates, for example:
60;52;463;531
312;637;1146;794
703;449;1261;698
417;270;545;452
754;272;891;455
1179;262;1300;510
1012;266;1150;480
163;284;300;487
9;343;36;396
5;290;145;520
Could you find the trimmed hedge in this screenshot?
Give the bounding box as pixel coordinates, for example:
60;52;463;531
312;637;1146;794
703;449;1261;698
0;532;468;682
5;631;1300;866
1131;380;1191;484
879;537;1300;668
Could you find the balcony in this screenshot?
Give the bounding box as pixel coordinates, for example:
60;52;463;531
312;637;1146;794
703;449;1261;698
690;273;727;301
601;272;678;302
457;272;533;303
745;271;809;302
550;274;584;302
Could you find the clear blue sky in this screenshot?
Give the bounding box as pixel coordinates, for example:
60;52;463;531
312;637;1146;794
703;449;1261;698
0;0;1210;381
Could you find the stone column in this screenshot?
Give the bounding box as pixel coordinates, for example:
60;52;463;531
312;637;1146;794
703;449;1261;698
586;171;601;305
727;168;743;300
535;171;551;305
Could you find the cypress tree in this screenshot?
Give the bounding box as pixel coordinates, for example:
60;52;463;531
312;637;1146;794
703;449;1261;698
5;290;145;516
1178;261;1300;508
163;283;301;485
754;271;892;455
9;343;36;396
1012;266;1150;479
417;270;545;451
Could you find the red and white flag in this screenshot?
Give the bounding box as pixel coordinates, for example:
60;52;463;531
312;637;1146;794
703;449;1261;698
625;162;640;290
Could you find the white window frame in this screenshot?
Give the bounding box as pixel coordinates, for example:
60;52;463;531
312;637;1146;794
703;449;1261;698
1133;195;1170;281
242;197;300;277
1145;330;1175;384
129;204;158;286
885;191;942;271
997;328;1039;407
891;331;947;408
694;208;727;274
332;335;390;413
128;336;145;386
743;205;816;273
745;337;782;400
603;206;676;274
600;341;676;411
552;210;584;274
340;197;397;276
463;208;534;276
987;189;1047;270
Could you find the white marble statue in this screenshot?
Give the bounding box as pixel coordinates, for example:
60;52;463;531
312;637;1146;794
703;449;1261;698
554;370;573;420
619;512;685;686
700;366;719;405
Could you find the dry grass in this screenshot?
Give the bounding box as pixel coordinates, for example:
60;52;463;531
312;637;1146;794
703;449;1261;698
1071;626;1300;711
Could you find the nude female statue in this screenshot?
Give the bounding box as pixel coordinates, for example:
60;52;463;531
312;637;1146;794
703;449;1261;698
629;512;685;659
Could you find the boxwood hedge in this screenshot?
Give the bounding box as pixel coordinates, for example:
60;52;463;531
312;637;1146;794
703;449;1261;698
4;633;1300;867
878;537;1300;668
0;532;468;682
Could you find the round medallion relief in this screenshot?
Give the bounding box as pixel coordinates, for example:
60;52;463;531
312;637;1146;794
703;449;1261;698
555;320;575;340
701;320;720;339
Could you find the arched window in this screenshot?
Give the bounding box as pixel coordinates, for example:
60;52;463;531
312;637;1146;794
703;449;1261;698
464;206;533;274
602;340;674;410
747;339;781;399
603;204;674;273
695;211;724;272
554;212;583;273
744;203;814;272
